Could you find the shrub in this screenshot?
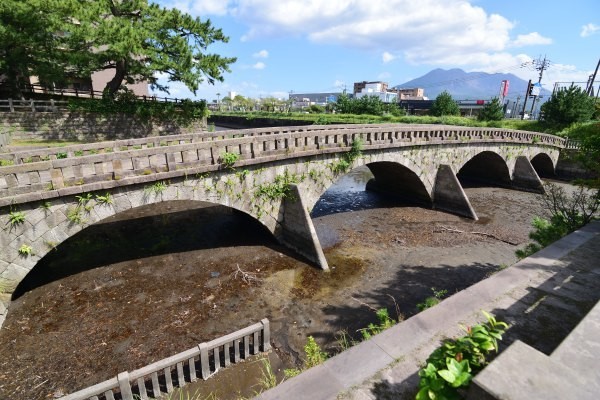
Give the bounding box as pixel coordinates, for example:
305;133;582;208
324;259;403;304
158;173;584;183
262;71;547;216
478;97;504;121
416;311;508;400
541;85;595;126
430;91;460;117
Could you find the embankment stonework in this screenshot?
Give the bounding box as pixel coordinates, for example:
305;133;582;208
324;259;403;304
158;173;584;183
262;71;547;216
0;112;205;142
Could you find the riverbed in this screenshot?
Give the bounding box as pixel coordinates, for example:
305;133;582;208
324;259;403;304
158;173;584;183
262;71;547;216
0;167;550;399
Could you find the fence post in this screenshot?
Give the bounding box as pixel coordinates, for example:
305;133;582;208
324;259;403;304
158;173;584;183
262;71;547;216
8;98;14;112
30;99;35;112
117;372;134;400
51;99;56;112
261;318;271;351
199;342;210;379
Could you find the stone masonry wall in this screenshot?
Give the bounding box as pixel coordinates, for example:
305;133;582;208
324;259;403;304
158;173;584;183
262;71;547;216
0;112;206;142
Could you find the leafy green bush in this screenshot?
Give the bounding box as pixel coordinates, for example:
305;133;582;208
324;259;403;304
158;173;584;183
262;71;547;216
541;85;595;126
430;91;460;117
68;89;208;126
516;183;599;259
219;151;240;169
416;312;508;400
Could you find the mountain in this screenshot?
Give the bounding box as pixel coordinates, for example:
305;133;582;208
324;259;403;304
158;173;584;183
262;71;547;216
394;68;551;100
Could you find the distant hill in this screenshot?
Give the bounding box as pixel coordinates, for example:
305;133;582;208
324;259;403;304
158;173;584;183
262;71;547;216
394;68;551;100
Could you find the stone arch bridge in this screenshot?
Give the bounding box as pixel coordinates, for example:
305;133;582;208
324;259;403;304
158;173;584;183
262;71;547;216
0;124;565;327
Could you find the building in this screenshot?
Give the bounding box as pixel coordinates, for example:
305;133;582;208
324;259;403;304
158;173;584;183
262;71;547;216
393;87;426;100
288;92;342;107
353;81;398;103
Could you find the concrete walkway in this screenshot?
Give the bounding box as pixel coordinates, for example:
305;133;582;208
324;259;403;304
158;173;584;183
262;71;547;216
256;221;600;400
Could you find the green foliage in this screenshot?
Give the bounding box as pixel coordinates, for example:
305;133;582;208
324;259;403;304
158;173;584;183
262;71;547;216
478;97;504;121
416;311;508;400
566;122;600;183
417;288;449;311
95;193;113;205
144;181;168;195
430;91;460;117
516;183;599;259
334;94;386;116
304;336;328;368
56;152;68;159
309;104;325;113
358;308;396;340
0;159;14;167
255;170;303;201
257;358;277;391
67;207;85;224
0;0;75;96
18;244;33;256
330;138;363;174
219;151;240;169
8;210;26;226
541;85;596;126
68;95;208;126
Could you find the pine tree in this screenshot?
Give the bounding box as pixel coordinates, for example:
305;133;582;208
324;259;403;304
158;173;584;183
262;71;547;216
541;85;595;125
478;97;504;121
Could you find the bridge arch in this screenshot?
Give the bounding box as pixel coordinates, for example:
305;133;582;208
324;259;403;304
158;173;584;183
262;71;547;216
364;161;432;206
530;153;556;178
10;199;278;300
457;150;511;187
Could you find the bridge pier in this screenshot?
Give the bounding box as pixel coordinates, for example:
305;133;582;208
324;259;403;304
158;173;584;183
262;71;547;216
433;165;478;220
512;156;545;194
277;184;329;271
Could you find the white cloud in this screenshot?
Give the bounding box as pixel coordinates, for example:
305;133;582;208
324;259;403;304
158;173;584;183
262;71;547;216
382;52;395;63
511;32;552;47
333;80;346;89
252;62;266;70
164;0;231;16
581;23;600;37
378;72;391;80
253;50;269;58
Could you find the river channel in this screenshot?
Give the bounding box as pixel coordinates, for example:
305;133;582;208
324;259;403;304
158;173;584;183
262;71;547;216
0;165;551;399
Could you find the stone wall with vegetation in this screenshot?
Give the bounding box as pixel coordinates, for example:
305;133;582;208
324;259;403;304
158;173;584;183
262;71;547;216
0;112;206;142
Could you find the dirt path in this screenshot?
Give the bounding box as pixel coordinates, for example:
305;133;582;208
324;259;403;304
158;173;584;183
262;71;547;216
0;186;547;400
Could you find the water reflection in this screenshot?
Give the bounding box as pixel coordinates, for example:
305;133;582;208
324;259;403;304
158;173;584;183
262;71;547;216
311;166;398;218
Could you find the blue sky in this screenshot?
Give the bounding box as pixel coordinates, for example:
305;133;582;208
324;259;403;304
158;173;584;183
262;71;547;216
153;0;600;102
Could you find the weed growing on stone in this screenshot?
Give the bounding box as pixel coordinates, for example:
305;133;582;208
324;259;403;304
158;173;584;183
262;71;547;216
220;151;240;169
144;181;168;195
8;210;26;226
95;193;113;205
417;288;448;311
18;244;33;256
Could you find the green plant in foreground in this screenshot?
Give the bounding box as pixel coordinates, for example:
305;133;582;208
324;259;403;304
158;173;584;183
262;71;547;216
284;335;328;378
417;287;449;311
8;210;26;226
0;159;14;166
257;358;278;392
358;308;396;340
416;311;508;400
18;244;33;256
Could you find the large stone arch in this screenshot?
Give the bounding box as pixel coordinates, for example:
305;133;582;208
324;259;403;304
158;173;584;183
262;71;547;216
530;152;556;178
364;161;432;206
456;150;512;187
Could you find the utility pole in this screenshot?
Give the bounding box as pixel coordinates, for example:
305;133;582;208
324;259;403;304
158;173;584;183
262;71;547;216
529;56;550;118
586;58;600;95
